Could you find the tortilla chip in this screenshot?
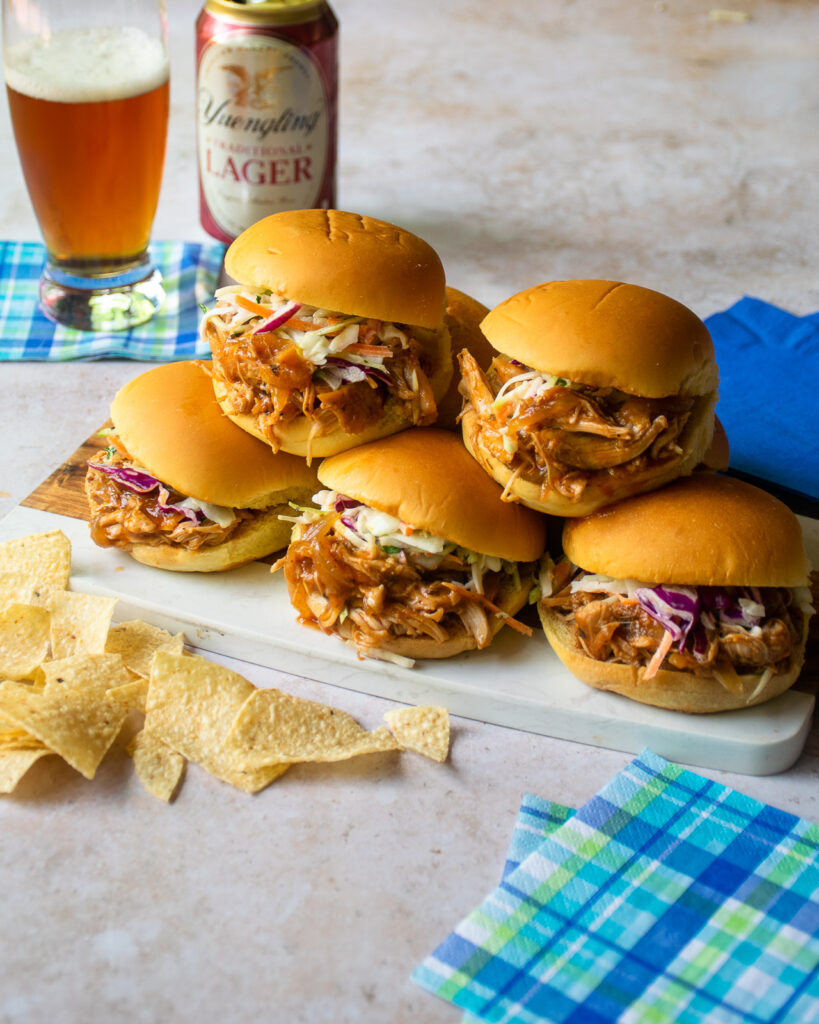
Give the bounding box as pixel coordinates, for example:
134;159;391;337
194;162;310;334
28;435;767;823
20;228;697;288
46;592;117;659
41;654;132;699
106;678;149;713
147;652;287;793
0;603;51;680
0;748;53;793
223;689;400;768
383;705;450;762
0;531;71;595
105;621;185;679
0;717;46;750
0;572;37;613
0;679;128;780
127;730;185;802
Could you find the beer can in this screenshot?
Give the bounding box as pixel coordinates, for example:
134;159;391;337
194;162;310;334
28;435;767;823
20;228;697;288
196;0;338;244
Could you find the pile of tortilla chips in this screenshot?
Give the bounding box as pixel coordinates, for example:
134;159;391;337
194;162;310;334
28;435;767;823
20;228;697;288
0;530;450;801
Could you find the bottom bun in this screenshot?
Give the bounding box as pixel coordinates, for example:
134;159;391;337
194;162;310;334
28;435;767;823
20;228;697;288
462;392;716;516
214;380;424;460
339;571;533;661
540;605;804;713
129;504;297;573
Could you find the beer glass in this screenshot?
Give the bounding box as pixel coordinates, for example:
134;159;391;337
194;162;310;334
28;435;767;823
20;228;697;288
3;0;170;331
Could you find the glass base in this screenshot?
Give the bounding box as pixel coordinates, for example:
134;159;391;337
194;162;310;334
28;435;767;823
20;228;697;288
39;258;165;332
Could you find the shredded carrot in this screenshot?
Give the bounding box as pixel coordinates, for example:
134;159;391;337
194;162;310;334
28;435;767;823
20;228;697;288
400;524;414;537
344;343;392;357
643;629;673;680
286;318;323;332
235;294;274;318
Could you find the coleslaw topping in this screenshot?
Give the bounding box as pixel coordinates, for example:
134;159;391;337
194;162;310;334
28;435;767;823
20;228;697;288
285;489;521;595
87;451;236;527
202;287;408;389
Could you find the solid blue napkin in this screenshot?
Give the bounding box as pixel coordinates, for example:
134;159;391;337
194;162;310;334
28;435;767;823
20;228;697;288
704;298;819;501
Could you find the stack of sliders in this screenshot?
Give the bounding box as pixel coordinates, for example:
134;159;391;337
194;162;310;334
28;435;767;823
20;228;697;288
202;209;454;461
85;360;318;571
454;277;813;711
276;429;546;664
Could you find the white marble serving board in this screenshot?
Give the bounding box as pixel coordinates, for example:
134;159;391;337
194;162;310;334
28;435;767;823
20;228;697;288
1;504;815;777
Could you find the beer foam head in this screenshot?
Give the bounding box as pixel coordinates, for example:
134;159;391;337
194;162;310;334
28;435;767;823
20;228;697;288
5;26;169;103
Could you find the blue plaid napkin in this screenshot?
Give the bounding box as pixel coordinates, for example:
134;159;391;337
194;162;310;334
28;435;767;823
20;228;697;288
462;797;576;1024
415;749;819;1023
0;240;225;361
704;298;819;502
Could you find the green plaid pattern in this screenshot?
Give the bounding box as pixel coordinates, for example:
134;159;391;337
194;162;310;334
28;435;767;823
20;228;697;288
463;797;576;1024
0;240;225;360
416;749;819;1023
500;795;576;882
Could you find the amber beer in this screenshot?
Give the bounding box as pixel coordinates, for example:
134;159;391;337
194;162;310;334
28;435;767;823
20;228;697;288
4;27;169;268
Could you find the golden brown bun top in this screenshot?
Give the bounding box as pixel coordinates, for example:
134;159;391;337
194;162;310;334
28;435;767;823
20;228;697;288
317;428;547;561
563;473;809;587
110;361;319;507
436;286;493;429
225;209;446;329
480;279;718;397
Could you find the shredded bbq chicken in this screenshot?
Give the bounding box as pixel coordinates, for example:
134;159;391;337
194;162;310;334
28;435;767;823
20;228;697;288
543;567;804;687
85;452;253;551
207;313;437;452
279;514;533;654
459;350;695;502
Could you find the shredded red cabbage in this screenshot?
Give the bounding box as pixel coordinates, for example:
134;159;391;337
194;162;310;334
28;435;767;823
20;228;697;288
88;460;205;524
636;583;771;655
635;586;699;651
159;500;204;525
87;461;161;493
700;586;766;627
253;300;302;334
334;496;362;513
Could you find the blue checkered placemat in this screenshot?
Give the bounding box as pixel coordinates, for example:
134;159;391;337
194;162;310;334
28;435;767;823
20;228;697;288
0;240;225;361
416;749;819;1023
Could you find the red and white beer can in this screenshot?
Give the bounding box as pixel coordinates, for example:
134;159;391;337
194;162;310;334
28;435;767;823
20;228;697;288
196;0;338;244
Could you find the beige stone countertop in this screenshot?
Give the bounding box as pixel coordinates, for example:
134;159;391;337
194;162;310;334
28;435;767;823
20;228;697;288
0;2;817;1021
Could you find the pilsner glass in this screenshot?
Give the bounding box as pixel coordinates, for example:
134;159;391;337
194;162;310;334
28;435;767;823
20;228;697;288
3;0;170;330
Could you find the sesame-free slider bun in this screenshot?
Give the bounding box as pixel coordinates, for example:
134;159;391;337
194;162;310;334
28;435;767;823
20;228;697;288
91;361;320;572
540;474;811;712
209;210;453;459
225;209;446;329
110;361;319;509
481;279;719;397
562;473;810;588
317;428;547;563
460;279;719;515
